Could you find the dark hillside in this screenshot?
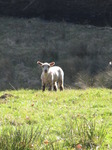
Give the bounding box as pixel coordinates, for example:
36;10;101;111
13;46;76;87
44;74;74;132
0;0;112;26
0;17;112;90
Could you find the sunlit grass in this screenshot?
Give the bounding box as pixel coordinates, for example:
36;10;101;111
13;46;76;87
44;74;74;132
0;88;112;149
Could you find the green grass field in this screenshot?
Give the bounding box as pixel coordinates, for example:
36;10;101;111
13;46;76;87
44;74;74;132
0;88;112;149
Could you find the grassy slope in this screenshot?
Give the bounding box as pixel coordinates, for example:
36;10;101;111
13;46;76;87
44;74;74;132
0;88;112;149
0;17;112;89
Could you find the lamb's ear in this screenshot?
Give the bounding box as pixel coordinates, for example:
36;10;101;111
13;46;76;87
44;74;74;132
37;61;43;66
49;62;55;67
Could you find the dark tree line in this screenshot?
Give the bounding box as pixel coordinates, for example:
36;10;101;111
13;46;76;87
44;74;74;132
0;0;112;26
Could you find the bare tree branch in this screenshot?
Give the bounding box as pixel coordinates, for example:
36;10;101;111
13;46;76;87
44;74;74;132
22;0;36;11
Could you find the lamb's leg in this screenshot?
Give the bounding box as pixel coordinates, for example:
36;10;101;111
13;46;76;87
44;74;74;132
59;80;64;91
53;82;57;91
42;83;45;91
48;84;52;91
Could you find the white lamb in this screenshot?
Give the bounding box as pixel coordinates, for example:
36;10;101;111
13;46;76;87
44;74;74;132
37;61;64;91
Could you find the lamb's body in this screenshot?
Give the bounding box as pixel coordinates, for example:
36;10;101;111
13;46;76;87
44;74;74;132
37;61;64;91
41;66;64;85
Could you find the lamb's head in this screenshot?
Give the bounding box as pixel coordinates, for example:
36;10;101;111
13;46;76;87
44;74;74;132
37;61;55;74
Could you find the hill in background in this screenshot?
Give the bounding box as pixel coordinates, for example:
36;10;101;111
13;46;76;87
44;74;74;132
0;0;112;26
0;17;112;90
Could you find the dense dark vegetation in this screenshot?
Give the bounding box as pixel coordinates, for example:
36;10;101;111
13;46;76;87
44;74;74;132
0;0;112;26
0;17;112;90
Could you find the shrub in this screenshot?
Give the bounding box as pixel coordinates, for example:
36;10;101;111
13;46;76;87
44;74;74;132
0;57;14;90
74;71;95;89
0;58;13;80
95;70;112;88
